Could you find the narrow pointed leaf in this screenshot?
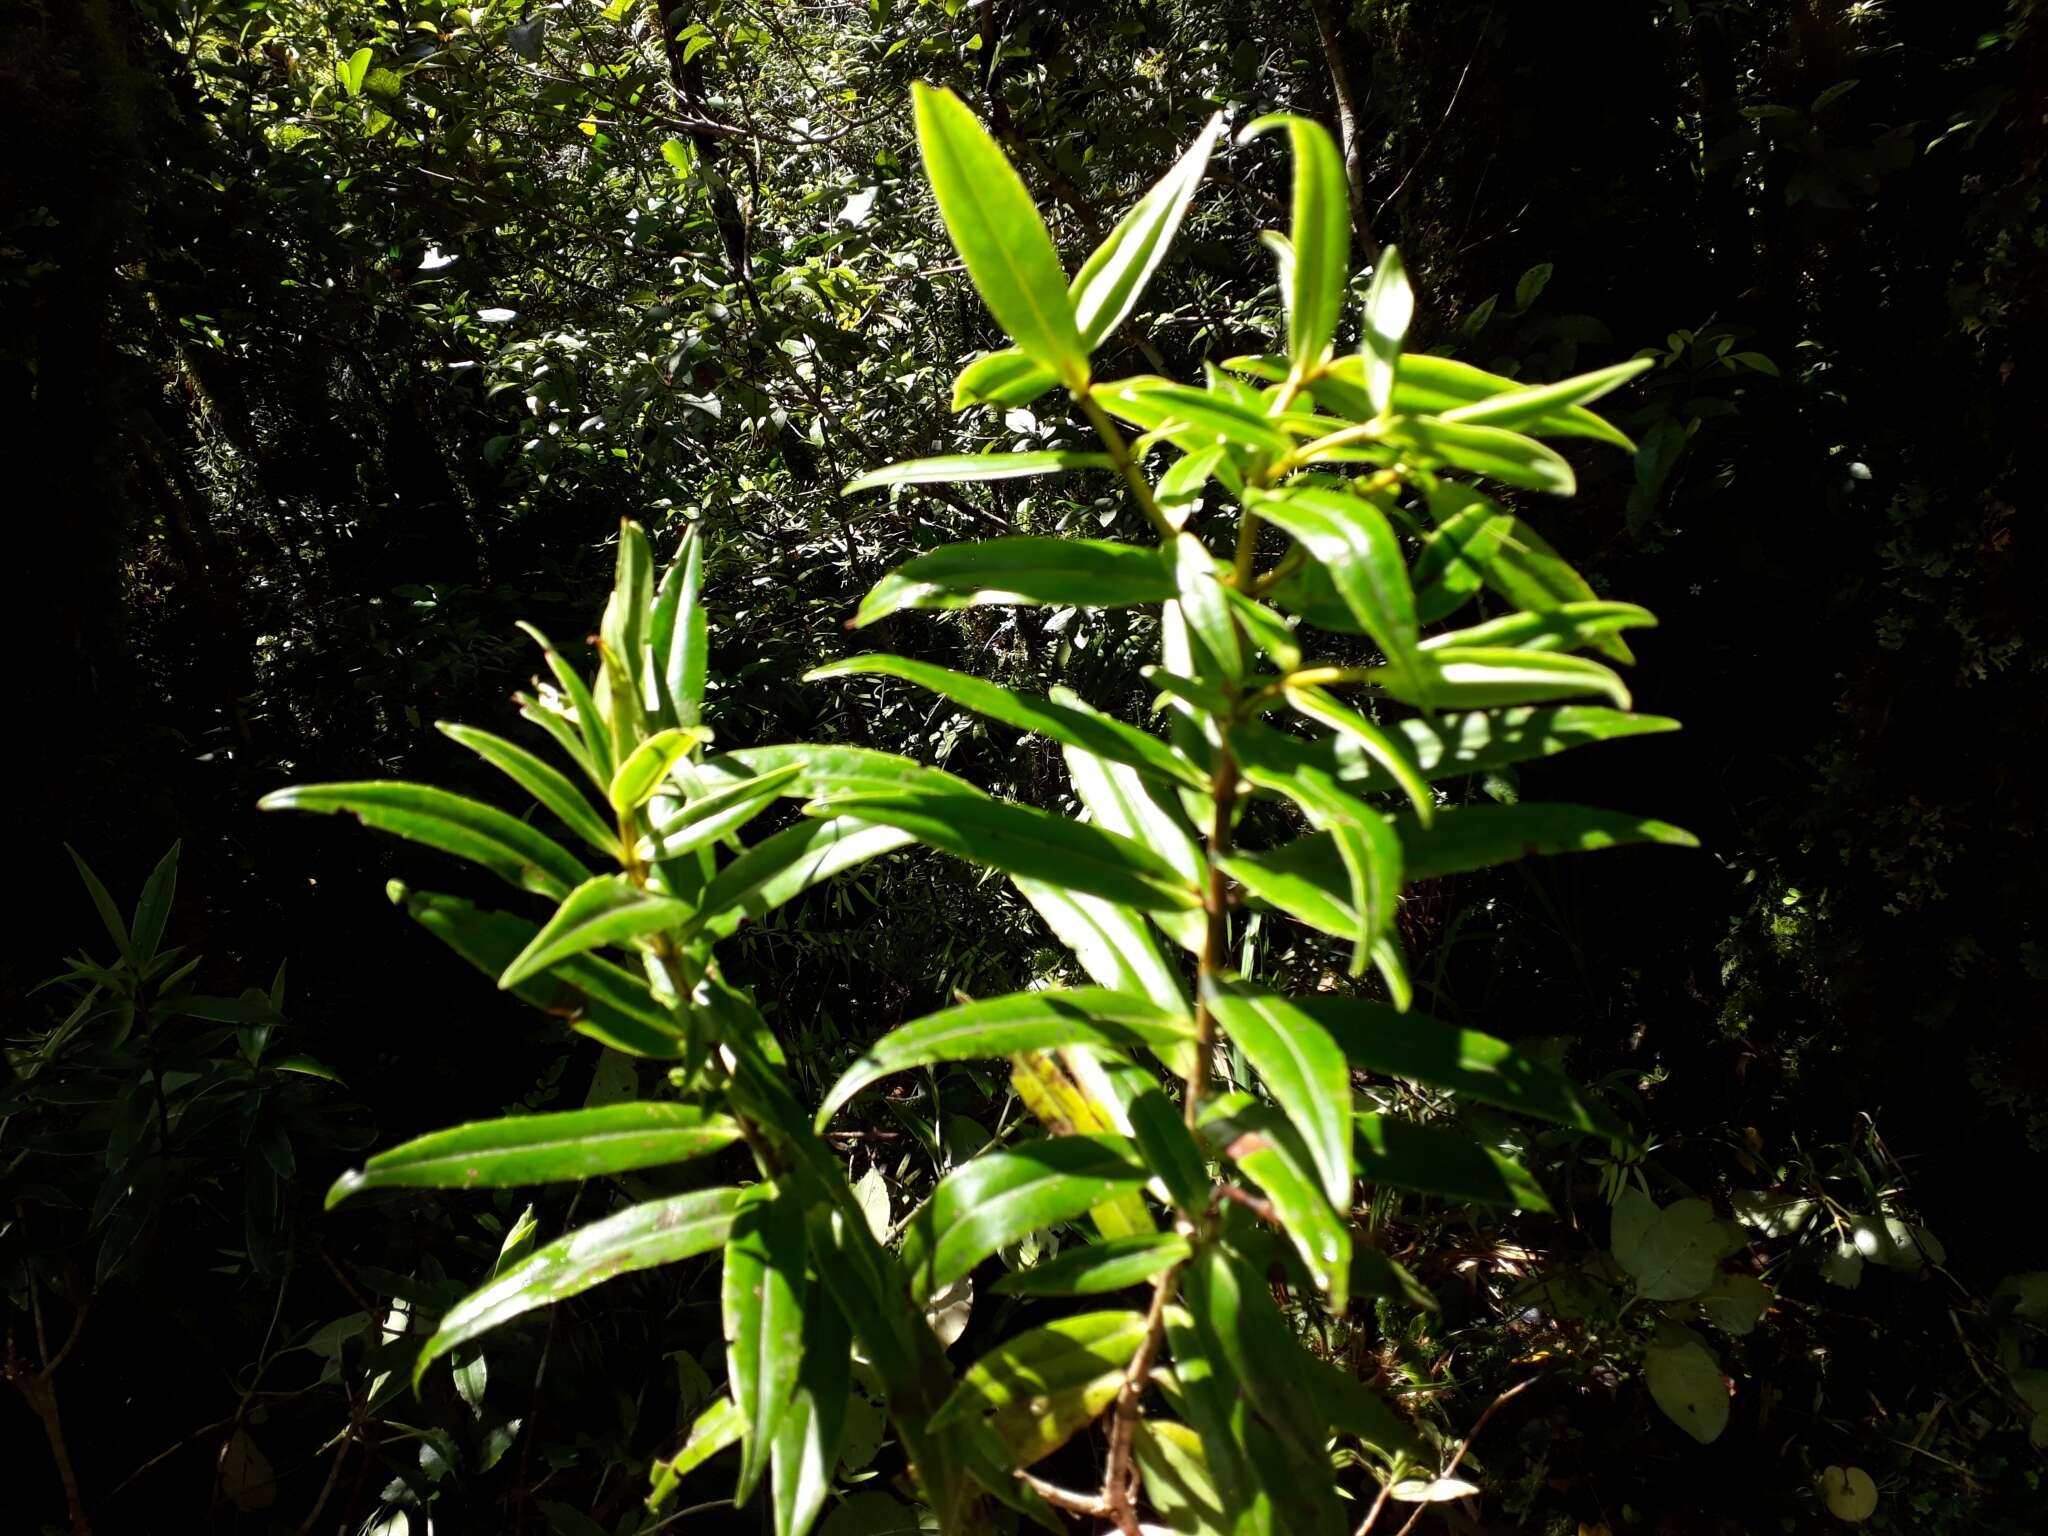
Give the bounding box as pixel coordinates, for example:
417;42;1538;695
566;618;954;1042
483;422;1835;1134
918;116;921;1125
854;537;1175;627
770;1280;851;1536
898;1135;1151;1297
326;1104;741;1208
417;1187;741;1382
933;1311;1150;1467
129;842;180;962
1244;115;1350;375
1011;878;1190;1022
1380;647;1633;711
640;763;803;861
440;724;618;858
609;726;713;813
1072;114;1223;347
693;817;915;942
499;875;692;988
1201;977;1355;1209
992;1233;1191;1296
807;656;1203;791
724;1186;807;1502
1383;415;1576;495
1421;601;1657;655
1386;706;1680;783
1203;1099;1351;1312
1383;353;1636;447
697;744;982;804
844;451;1114;495
1361;246;1414;414
1439;357;1653;430
658;1396;745;1487
1398;802;1699;880
259;782;592;900
952;348;1058;411
809;793;1200;914
912;82;1087;387
1354;1114;1550;1209
1248;485;1422;696
1182;1242;1327;1461
818;988;1195;1127
1092;376;1296;456
1284;687;1434;822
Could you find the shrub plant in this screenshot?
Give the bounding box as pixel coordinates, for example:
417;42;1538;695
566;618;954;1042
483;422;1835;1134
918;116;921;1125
263;85;1692;1536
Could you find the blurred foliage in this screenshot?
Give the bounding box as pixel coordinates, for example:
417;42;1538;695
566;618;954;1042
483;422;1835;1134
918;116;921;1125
3;0;2045;1532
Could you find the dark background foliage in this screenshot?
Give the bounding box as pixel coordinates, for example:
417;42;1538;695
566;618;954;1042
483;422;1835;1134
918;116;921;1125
5;1;2043;1532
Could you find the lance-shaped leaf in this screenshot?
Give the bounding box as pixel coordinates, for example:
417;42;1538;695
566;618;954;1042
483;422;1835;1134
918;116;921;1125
693;817;915;942
417;1187;741;1382
439;723;618;859
817;988;1195;1127
389;885;685;1059
1158;1316;1271;1531
499;875;691;988
1354;1115;1550;1210
610;726;713;813
807;656;1203;791
1438;357;1652;431
1425;482;1632;661
1010;878;1190;1024
933;1311;1151;1467
601;518;656;683
1248;484;1422;697
1385;353;1635;447
1008;1049;1156;1239
640;763;803;862
1181;1242;1327;1461
1203;1098;1351;1313
258;781;592;899
992;1233;1191;1297
1397;802;1699;881
1132;1419;1233;1536
770;1279;851;1536
808;793;1200;914
1072;113;1223;347
1201;978;1355;1209
854;537;1176;628
1412;496;1513;624
697;744;982;804
1243;115;1350;376
912;82;1087;388
952;347;1058;411
649;524;708;729
898;1135;1151;1297
1383;706;1679;784
655;1396;744;1489
326;1104;741;1208
1423;601;1657;656
1378;647;1633;711
1220;835;1361;947
724;1185;807;1502
1360;245;1414;415
1209;983;1622;1137
843;451;1115;495
1382;416;1576;495
1093;376;1297;456
1284;687;1433;822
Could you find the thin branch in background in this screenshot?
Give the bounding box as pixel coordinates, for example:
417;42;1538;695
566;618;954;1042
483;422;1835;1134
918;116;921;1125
1375;9;1492;226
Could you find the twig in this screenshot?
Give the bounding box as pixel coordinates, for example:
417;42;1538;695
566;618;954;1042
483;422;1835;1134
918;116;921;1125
1380;1376;1537;1536
1017;1471;1112;1518
1102;1265;1181;1534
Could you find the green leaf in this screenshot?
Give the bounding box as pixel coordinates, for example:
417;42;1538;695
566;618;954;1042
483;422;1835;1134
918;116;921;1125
724;1185;807;1502
770;1279;851;1536
1181;1242;1326;1461
1218;837;1361;949
1072;113;1223;347
1383;706;1679;784
65;843;133;961
1397;802;1699;880
1411;498;1512;624
1222;985;1623;1136
693;817;915;942
651;526;709;728
1243;116;1351;376
1379;646;1631;710
809;793;1200;914
602;519;656;689
439;724;618;858
657;1395;745;1488
1382;416;1576;495
816;988;1195;1127
843;451;1115;495
1284;687;1434;823
1642;1323;1729;1444
1092;376;1298;456
698;744;981;804
1204;1100;1351;1312
129;842;179;963
609;726;712;814
1385;353;1635;448
1425;484;1632;662
853;538;1175;628
935;1311;1150;1468
389;885;685;1059
1157;1317;1271;1533
1611;1188;1742;1299
1132;1419;1233;1536
417;1187;740;1383
325;1104;740;1208
1010;879;1190;1023
258;782;592;900
1701;1271;1773;1336
1355;1114;1550;1209
1423;602;1657;655
641;763;803;862
1439;358;1652;431
807;657;1202;791
1352;1245;1437;1311
338;45;372;96
1202;979;1353;1209
898;1135;1151;1297
1360;246;1414;415
992;1233;1190;1296
499;875;691;988
951;348;1058;411
911;82;1087;389
1248;485;1422;696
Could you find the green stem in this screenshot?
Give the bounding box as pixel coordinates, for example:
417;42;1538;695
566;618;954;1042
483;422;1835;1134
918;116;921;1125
1078;392;1176;540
